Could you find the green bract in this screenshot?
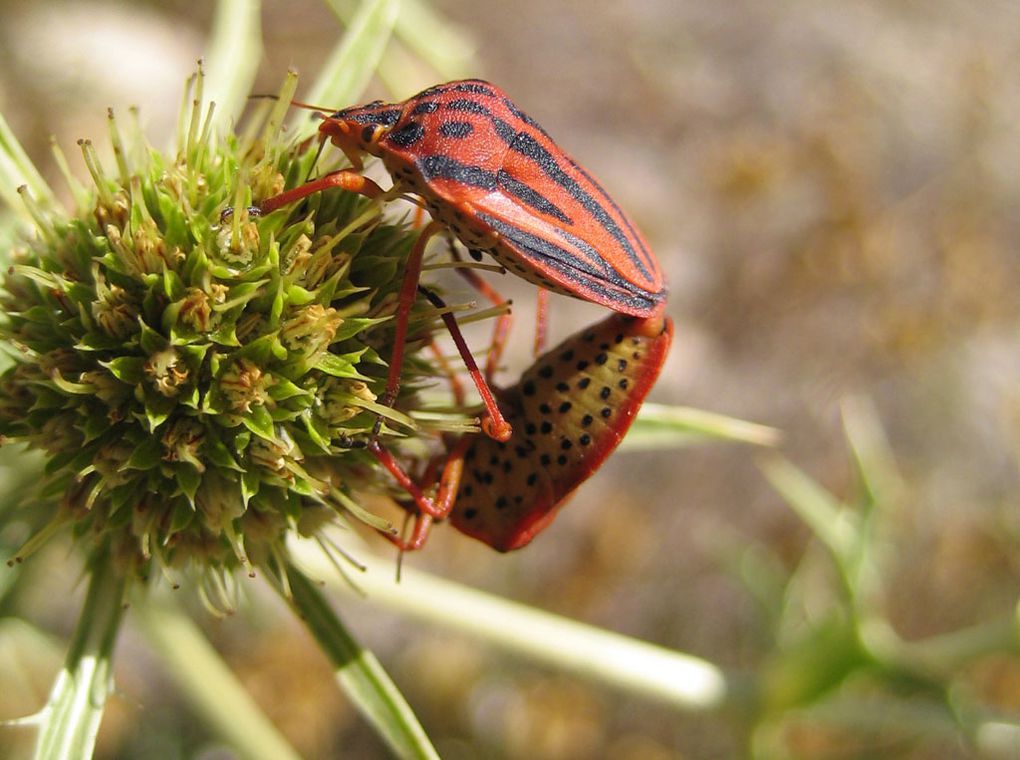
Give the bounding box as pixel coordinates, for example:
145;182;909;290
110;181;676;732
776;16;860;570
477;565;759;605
0;72;470;579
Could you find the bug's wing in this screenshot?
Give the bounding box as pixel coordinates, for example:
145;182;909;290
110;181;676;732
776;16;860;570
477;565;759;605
450;312;674;551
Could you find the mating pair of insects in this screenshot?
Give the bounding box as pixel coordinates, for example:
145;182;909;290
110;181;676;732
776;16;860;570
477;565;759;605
246;79;673;552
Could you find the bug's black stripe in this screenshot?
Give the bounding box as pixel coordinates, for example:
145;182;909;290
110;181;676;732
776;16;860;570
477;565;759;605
387;121;425;148
419;155;497;190
343;108;402;126
416;80;499;100
439;120;475;138
507;131;655;284
410;100;441;115
476;212;661;312
445;100;519;145
496;170;571;224
501;97;550;138
565;155;657;274
433;95;656;285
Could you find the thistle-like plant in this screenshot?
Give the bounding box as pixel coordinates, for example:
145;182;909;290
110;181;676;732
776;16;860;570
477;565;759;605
1;69;474;588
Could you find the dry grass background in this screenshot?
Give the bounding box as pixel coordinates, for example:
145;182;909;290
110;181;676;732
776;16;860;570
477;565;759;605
2;0;1020;757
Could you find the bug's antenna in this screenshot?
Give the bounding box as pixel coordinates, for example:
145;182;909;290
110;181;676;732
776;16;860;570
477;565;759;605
304;135;328;182
249;93;336;115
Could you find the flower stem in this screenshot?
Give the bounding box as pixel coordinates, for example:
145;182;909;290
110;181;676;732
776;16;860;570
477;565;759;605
292;535;743;713
133;595;303;760
33;546;126;760
285;565;440;760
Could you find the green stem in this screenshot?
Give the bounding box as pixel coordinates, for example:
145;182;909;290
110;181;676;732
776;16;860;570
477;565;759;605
133;595;302;760
33;547;126;760
285;565;440;760
291;536;741;713
301;0;400;123
204;0;263;132
0;110;59;223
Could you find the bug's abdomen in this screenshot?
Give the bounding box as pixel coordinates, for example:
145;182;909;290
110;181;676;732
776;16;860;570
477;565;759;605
450;311;673;551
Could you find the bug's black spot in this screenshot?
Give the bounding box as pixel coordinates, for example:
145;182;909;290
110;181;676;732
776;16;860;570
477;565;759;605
557;454;568;465
618;359;628;371
540;421;553;434
525;423;537;435
538;365;553;379
523;380;536;396
463;507;477;519
503;460;512;473
463;484;474;496
469;248;483;262
496;496;508;510
561;439;573;451
581;414;594;427
632;351;642;360
539;403;552;414
583;332;596;342
579;433;592;445
600;386;612;400
559;349;574;362
558;401;572;413
489;454;499;467
515;445;529;459
527;473;538;486
439;120;475;138
465;448;476;461
555;382;569;392
576;360;590;371
619;378;629;390
601;407;612;418
615;333;625;344
578;377;591;390
595;352;609;365
482;471;494;485
387;120;425;148
540;454;551;466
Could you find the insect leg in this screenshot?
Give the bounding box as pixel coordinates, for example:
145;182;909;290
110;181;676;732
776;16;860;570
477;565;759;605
449;255;513;382
379;434;472;552
416;286;512;441
258;170;385;214
534;288;550;356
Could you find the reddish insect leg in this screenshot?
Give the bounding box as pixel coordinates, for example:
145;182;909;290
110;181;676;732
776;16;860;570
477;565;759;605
379;222;512;441
452;261;513;382
259;170;385;214
376;435;472;551
534;288;550;356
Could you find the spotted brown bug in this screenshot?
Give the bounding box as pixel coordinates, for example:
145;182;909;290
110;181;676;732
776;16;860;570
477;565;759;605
249;80;672;550
387;310;673;551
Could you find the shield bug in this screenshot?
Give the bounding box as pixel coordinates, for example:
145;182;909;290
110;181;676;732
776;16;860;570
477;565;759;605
252;79;668;439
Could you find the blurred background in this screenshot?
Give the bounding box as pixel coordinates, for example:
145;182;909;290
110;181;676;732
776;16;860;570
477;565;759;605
2;0;1020;757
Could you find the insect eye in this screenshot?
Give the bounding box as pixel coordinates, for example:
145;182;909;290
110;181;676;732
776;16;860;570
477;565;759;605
360;125;380;143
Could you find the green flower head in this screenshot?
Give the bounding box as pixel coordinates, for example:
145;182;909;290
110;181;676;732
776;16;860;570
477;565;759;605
0;70;477;582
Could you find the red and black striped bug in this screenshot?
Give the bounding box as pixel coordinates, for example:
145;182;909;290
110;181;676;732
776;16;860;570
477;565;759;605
248;79;672;550
256;80;667;427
